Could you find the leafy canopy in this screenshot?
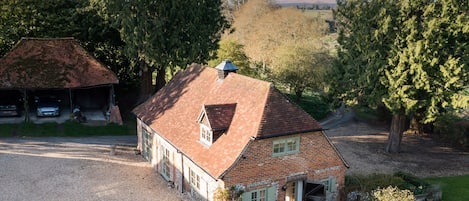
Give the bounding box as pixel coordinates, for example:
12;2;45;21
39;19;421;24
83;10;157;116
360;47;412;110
97;0;229;70
208;38;253;77
271;41;332;98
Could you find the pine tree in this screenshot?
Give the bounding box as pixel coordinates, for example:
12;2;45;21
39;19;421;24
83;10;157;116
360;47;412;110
332;0;469;153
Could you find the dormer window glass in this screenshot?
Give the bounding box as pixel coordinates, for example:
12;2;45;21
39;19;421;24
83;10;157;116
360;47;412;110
200;124;213;145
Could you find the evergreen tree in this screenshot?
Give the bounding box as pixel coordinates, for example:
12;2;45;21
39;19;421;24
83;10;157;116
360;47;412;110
98;0;229;99
332;0;469;153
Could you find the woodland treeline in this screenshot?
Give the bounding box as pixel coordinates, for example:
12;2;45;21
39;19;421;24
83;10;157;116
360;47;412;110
0;0;467;153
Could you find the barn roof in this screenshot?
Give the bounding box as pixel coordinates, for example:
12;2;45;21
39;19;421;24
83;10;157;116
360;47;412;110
0;37;118;89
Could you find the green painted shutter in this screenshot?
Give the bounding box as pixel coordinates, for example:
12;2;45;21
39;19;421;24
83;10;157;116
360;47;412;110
329;177;337;193
242;191;251;201
266;186;276;201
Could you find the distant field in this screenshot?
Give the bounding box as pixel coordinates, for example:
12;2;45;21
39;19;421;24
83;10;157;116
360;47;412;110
303;9;333;20
275;0;337;8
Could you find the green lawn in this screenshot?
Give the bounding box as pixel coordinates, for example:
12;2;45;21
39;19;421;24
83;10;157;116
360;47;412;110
0;120;136;138
285;93;331;120
425;175;469;201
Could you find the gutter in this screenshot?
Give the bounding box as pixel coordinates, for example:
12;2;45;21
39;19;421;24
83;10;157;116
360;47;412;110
254;128;324;140
321;130;350;168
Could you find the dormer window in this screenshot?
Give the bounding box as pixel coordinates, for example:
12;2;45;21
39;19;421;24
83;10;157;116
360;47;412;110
200;124;213;145
197;103;237;146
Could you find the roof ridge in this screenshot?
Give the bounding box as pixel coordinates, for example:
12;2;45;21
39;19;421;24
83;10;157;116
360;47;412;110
203;65;273;86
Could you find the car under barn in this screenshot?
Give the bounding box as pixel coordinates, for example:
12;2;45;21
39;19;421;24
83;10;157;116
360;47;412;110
0;37;121;124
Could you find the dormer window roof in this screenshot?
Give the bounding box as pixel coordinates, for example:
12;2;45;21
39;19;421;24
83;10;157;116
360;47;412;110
197;103;236;145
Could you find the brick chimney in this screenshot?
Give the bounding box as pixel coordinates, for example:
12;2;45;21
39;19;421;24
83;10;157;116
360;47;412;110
215;60;238;80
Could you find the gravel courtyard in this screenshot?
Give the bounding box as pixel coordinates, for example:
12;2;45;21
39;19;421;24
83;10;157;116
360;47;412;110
0;136;189;201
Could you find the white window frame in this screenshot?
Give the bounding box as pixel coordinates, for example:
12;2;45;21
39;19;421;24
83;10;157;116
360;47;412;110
200;124;213;145
272;137;300;156
189;168;200;190
142;128;152;162
161;146;171;180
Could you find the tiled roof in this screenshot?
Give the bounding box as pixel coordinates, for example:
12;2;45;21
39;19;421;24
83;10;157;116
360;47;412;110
257;87;322;138
0;37;118;89
203;104;237;130
133;64;322;178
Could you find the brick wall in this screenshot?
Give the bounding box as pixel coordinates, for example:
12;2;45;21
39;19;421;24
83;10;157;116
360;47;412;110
222;131;346;201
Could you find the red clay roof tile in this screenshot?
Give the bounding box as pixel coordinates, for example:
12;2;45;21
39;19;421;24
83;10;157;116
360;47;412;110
0;37;118;89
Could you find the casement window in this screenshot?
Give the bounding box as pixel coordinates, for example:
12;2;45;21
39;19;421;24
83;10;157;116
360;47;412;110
200;124;213;145
189;168;200;190
272;137;300;156
161;147;171;180
242;186;276;201
250;189;266;201
142;128;152;162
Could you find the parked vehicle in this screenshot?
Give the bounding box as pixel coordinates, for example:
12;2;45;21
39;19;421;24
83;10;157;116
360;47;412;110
0;103;20;117
35;95;61;117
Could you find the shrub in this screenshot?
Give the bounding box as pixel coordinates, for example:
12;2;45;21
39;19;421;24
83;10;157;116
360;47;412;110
345;172;433;200
372;186;415;201
213;185;244;201
433;113;469;149
394;171;430;195
344;174;405;194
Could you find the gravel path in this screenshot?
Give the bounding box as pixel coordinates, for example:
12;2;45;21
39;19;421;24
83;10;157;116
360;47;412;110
0;136;189;201
325;121;469;177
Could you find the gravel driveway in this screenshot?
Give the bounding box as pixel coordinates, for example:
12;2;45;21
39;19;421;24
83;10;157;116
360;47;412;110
326;122;469;177
0;136;189;201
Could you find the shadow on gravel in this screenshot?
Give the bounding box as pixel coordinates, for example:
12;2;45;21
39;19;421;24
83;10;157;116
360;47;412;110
0;136;141;166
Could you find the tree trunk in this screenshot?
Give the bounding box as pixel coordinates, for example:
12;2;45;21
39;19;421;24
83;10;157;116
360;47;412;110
22;90;30;123
386;111;406;153
155;67;167;93
139;60;153;102
294;87;303;101
408;110;424;135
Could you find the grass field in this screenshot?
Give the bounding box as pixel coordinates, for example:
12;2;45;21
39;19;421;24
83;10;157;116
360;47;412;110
425;175;469;201
0;120;135;138
285;93;331;120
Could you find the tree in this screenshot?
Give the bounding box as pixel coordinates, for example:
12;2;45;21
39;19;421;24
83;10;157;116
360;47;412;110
0;0;127;121
271;41;332;99
230;0;327;70
0;0;77;55
97;0;229;99
208;38;253;77
332;0;469;153
0;0;124;57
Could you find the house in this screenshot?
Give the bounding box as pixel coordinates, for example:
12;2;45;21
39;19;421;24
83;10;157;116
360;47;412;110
0;37;121;124
132;61;348;201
